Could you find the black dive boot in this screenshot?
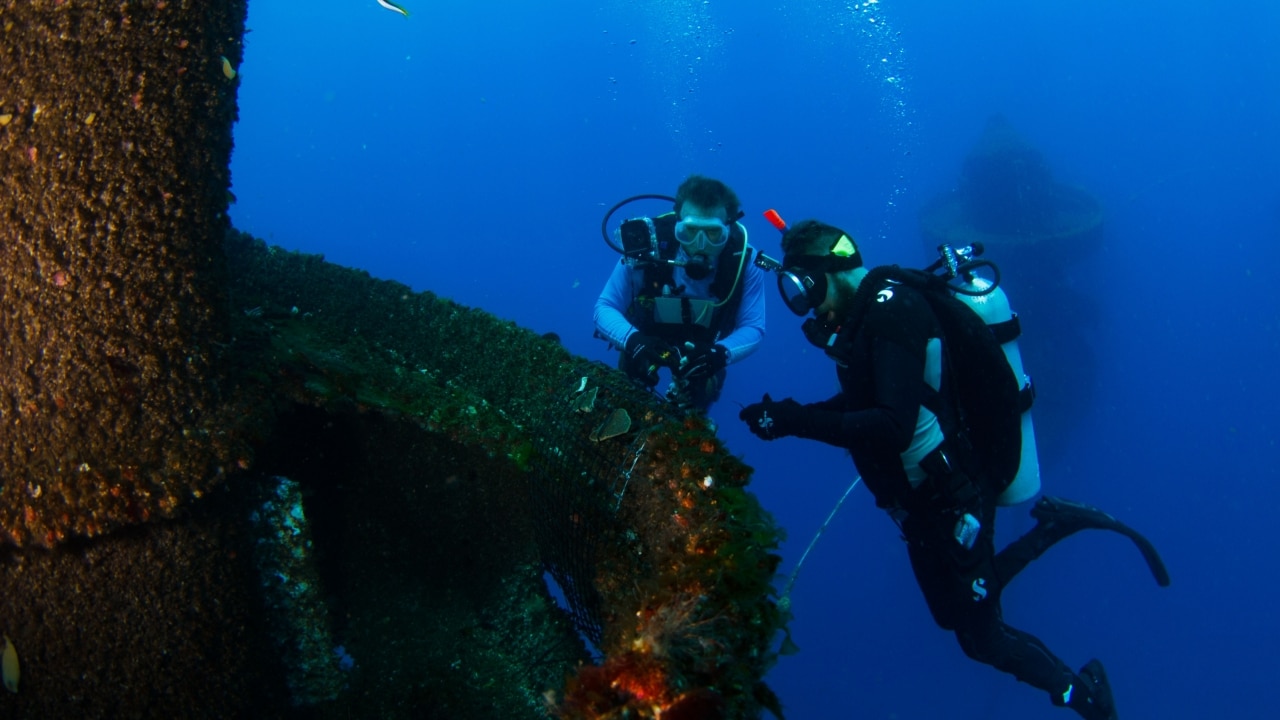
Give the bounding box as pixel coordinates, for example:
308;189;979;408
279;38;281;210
1064;659;1118;720
995;496;1171;586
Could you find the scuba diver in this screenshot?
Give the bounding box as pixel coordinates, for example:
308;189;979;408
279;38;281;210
594;175;767;414
738;217;1169;720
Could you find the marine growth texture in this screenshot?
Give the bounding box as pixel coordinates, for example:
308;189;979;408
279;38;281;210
0;0;249;547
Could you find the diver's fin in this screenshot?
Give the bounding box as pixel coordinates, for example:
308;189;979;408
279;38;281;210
1030;496;1171;587
996;496;1171;586
1115;520;1169;587
1068;659;1119;720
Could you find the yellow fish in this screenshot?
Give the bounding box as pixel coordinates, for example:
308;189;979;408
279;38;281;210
220;56;237;80
376;0;410;17
2;634;18;693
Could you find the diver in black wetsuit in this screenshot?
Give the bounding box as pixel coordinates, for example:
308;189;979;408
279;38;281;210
738;220;1169;720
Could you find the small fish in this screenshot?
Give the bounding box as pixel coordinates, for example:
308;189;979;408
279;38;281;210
590;408;631;442
572;386;598;414
219;55;237;80
2;634;18;693
376;0;410;17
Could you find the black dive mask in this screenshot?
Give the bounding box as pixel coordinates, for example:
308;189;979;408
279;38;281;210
777;233;863;315
778;268;827;315
684;254;714;280
777;253;861;315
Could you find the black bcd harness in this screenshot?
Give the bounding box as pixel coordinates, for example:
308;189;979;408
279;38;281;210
837;265;1025;497
626;214;752;347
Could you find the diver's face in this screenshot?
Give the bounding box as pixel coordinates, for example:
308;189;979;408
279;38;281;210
817;270;864;319
677;202;730;262
680;202;728;225
814;275;838;316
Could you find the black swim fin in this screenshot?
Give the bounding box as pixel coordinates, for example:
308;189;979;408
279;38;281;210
1068;659;1119;720
995;496;1171;587
1030;496;1171;587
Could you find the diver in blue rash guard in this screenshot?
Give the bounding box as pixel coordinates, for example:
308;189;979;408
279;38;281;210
739;219;1169;720
594;175;767;414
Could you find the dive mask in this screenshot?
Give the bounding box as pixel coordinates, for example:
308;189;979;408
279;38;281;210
778;234;862;316
675;216;731;252
778;267;828;316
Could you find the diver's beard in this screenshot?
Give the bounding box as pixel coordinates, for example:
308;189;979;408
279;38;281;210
684;255;713;280
827;272;859;318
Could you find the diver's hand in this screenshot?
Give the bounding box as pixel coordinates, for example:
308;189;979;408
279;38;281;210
739;394;806;441
624;332;676;387
678;342;728;382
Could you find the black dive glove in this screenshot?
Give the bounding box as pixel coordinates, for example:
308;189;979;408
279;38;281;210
624;332;676;387
739;394;808;441
679;343;729;382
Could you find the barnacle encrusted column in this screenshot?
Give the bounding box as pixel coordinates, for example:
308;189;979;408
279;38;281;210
0;0;248;546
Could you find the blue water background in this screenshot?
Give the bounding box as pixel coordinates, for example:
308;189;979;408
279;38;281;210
228;2;1280;717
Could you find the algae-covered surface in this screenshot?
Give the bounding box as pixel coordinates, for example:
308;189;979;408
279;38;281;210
0;0;251;548
0;230;787;718
220;231;788;719
1;2;786;713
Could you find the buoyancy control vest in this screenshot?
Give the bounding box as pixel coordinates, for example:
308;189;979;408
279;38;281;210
626;213;752;347
835;264;1039;504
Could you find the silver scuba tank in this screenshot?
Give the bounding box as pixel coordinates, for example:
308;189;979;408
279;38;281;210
952;274;1041;506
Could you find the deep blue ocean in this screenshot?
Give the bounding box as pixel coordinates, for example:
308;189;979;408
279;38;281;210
227;2;1279;718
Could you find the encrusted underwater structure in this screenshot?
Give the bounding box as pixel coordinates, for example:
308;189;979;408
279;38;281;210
0;2;786;717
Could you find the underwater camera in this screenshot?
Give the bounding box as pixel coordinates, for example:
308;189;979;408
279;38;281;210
601;193;677;266
617;215;661;264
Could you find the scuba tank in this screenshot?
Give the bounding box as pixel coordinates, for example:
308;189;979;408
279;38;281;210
939;245;1041;506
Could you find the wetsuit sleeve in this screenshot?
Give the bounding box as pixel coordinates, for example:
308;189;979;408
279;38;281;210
792;293;931;452
716;262;767;364
808;392;848;413
593;262;640;350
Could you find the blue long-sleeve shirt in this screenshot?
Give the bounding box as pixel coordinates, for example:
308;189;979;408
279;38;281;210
593;247;767;364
